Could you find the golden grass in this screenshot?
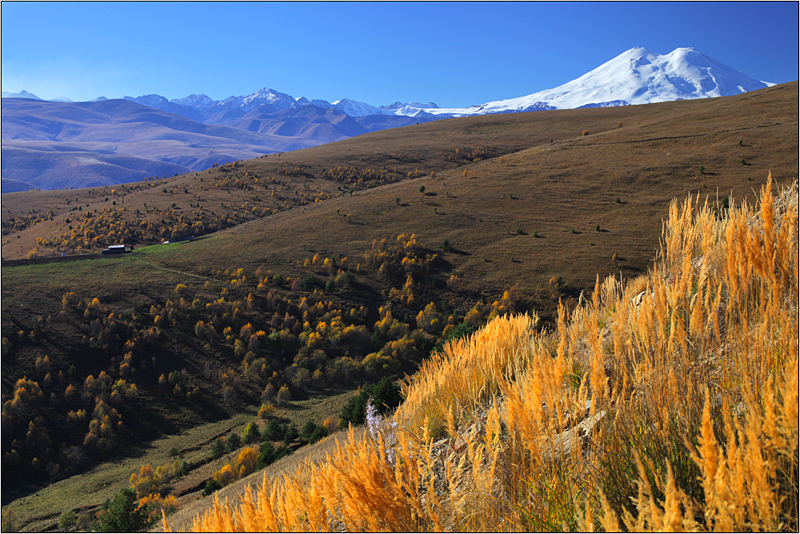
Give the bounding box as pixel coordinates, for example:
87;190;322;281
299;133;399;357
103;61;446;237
167;173;797;532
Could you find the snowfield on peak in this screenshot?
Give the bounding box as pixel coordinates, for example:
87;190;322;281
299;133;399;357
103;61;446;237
438;47;774;116
315;47;774;119
170;93;215;108
4;47;773;122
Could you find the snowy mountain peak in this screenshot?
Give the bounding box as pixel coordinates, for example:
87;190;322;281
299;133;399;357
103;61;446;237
460;46;774;115
307;99;334;109
124;94;170;107
381;101;439;111
73;47;772;123
170;93;214;108
332;98;383;117
242;87;295;107
2;90;43;100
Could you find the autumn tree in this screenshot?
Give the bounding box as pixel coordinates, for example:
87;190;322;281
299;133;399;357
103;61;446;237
242;422;260;444
261;383;277;404
276;385;291;406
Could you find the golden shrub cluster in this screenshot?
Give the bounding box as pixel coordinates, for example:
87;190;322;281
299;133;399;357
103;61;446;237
321;166;399;188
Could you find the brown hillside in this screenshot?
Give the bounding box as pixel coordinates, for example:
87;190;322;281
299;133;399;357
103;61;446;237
3;81;796;269
59;82;797;316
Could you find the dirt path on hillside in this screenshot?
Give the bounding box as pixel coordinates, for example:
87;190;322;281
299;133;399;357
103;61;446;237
130;254;213;281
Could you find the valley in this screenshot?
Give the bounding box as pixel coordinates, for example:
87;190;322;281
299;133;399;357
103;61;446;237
1;81;797;531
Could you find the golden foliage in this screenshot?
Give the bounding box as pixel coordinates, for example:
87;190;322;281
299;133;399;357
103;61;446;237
171;175;797;532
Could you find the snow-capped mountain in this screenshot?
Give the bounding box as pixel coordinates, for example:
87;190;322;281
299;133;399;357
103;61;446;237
330;98;384;117
3;47;780;191
2;48;784;193
383;101;439;110
443;47;774;116
123;93;170;108
2;90;43;100
2;47;774;121
305;99;334;109
170;93;215;108
109;47;772;121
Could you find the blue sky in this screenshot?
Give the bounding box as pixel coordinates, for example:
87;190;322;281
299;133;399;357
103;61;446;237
2;2;798;106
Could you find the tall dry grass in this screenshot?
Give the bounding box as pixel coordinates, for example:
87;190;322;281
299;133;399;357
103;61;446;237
166;173;797;532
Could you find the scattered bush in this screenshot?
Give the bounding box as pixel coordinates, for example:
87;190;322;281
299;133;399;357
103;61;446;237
283;424;299;445
257;403;275;419
263;419;284;442
339;376;402;427
210;438;225;460
242;422;260;444
225;433;242;453
299;421;329;444
276;385;291;407
256;442;292;470
300;274;316;291
202;479;223;497
92;488;155;532
58;510;77;530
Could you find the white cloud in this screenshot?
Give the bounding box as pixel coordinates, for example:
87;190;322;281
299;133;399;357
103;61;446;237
1;56;139;101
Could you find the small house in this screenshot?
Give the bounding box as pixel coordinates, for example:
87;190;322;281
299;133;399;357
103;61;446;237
101;245;128;255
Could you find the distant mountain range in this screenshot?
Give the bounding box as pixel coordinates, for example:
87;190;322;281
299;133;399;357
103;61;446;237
2;47;775;191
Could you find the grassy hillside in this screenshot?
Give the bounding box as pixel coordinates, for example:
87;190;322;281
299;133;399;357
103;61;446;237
167;176;798;532
1;82;797;530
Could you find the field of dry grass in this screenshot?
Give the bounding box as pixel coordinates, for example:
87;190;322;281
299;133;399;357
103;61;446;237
155;426;366;532
166;176;797;532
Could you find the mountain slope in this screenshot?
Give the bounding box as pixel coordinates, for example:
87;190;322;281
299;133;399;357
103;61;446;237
1;90;43;100
1;99;326;188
